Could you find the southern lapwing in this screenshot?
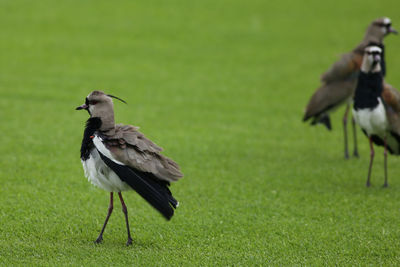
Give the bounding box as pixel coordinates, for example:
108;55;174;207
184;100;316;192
353;45;400;187
76;90;183;245
303;17;397;159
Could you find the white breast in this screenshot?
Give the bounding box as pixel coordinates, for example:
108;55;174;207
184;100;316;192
353;98;388;136
82;148;131;192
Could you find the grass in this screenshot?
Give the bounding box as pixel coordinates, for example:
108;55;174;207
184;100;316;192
1;0;400;265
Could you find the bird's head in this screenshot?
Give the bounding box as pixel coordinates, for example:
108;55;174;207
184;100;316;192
366;17;397;41
76;90;126;131
361;45;382;73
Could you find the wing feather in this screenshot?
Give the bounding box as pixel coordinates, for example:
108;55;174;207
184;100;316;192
321;52;362;83
382;82;400;136
103;124;183;182
304;78;357;121
98;151;177;220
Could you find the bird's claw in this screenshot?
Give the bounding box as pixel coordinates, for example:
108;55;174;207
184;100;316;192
94;236;103;244
126;237;133;246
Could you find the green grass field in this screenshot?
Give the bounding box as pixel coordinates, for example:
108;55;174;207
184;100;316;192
1;0;400;265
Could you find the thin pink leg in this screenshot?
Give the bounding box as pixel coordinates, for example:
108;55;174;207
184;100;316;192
118;192;133;246
352;116;359;157
366;137;374;187
95;192;114;243
343;103;350;159
383;137;388;187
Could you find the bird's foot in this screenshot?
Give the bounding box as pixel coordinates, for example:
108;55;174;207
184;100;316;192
383;183;388;188
126;237;133;246
344;152;350;160
366;182;371;187
94;236;103;244
353;150;359;158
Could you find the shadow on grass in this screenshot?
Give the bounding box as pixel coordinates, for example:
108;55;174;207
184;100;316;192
85;236;162;250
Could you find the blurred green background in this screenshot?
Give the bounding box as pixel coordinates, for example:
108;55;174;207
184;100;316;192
1;0;400;265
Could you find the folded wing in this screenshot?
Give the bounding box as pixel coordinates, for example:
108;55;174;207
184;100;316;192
103;124;183;182
320;52;363;83
98;151;177;220
303;78;357;122
382;82;400;136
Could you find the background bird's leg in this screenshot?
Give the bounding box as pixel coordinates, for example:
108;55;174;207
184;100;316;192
343;103;350;159
383;136;388;188
366;137;374;187
352;116;359;157
95;192;114;243
118;192;133;246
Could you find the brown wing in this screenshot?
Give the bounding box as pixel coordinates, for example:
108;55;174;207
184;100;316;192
320;52;363;83
382;81;400;135
304;78;357;120
104;124;183;182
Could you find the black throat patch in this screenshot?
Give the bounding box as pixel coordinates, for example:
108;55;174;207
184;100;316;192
80;117;102;160
353;72;383;111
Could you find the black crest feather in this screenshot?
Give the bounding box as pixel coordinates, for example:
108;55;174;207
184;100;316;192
107;94;127;104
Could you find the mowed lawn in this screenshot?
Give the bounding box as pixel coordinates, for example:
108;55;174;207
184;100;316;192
1;0;400;265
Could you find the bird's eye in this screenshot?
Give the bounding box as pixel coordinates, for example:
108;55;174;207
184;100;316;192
89;100;99;105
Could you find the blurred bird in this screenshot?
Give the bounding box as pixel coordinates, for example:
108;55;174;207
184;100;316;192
353;45;400;187
303;17;397;159
76;91;183;245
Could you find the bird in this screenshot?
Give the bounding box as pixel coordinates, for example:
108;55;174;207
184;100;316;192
353;45;400;187
303;17;397;159
76;90;183;245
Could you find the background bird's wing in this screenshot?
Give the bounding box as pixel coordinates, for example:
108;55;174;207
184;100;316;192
382;82;400;135
104;124;183;182
303;78;357;121
320;52;362;83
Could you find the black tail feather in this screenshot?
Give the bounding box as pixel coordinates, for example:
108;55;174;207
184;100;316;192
311;114;332;130
390;131;400;143
98;151;177;220
370;134;395;154
362;130;399;155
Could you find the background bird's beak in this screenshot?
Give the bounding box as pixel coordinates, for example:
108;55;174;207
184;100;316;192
76;104;88;110
389;26;398;34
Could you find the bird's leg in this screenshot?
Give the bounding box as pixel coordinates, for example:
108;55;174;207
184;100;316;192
95;192;114;243
366;137;374;187
343;103;350;159
383;136;388;188
352;116;359;158
118;192;133;246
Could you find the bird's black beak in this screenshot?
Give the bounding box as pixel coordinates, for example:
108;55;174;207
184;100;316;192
76;104;88;110
389;26;398;34
371;55;381;70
